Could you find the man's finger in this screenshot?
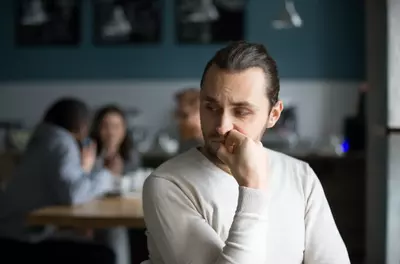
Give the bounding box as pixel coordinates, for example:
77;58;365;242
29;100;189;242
224;129;246;150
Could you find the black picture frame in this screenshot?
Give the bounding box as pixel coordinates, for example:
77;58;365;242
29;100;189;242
93;0;162;45
175;0;247;44
15;0;81;46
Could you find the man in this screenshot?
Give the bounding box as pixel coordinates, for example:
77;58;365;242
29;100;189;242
0;98;116;263
174;88;203;153
142;41;350;264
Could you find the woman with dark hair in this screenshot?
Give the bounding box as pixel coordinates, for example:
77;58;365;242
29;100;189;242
90;105;141;176
90;105;142;264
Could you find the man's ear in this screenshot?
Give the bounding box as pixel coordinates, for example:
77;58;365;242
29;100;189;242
267;101;284;128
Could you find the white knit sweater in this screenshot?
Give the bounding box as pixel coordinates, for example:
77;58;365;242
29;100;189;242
142;148;350;264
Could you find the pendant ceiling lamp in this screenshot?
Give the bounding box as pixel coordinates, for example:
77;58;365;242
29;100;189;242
272;0;303;30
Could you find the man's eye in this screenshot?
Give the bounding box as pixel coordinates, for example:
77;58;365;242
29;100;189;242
206;104;218;111
235;108;251;116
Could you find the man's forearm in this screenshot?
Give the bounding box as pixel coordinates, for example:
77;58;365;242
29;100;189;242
214;187;269;264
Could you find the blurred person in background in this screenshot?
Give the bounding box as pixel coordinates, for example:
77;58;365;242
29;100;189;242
0;97;116;263
174;88;203;153
90;105;141;176
90;105;142;264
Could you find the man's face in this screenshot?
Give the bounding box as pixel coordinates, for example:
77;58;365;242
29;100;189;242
200;64;283;162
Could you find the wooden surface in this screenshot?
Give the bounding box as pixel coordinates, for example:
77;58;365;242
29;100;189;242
27;196;145;229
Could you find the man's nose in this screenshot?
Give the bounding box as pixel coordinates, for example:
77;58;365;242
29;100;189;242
215;114;234;135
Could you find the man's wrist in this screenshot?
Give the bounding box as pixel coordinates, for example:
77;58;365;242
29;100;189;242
240;175;267;190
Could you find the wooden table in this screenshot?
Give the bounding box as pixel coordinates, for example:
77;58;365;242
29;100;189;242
27;196;145;229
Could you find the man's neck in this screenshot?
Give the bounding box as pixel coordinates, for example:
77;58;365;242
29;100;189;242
198;146;232;175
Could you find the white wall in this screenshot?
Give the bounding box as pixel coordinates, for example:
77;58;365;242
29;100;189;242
0;79;359;141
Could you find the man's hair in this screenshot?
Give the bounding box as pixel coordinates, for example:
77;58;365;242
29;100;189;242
43;97;90;133
200;40;280;106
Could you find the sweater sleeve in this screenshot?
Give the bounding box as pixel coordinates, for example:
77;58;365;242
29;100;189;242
142;175;269;264
303;165;351;264
51;138;114;205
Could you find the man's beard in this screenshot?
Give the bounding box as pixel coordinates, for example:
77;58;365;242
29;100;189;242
203;140;224;164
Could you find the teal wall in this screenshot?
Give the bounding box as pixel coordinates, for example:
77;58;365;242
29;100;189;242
0;0;365;81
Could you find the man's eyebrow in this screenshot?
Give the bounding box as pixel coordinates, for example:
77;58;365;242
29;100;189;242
203;95;257;109
203;95;218;102
231;101;255;108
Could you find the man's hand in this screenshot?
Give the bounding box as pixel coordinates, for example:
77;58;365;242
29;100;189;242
214;129;268;190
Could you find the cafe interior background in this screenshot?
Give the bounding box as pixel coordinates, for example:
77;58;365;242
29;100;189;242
0;0;398;264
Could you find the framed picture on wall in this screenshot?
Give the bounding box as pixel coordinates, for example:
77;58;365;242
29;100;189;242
93;0;162;45
175;0;247;44
15;0;81;46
